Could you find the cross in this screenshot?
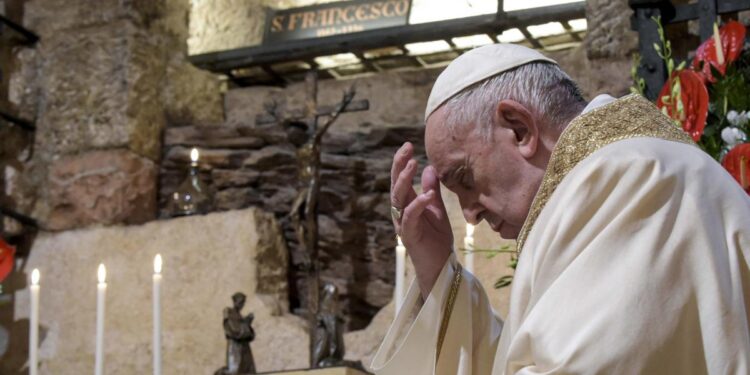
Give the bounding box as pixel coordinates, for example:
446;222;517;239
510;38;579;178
255;71;369;365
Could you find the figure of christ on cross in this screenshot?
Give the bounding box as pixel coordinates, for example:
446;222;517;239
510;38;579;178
258;71;369;366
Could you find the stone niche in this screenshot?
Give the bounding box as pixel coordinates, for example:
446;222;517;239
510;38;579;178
13;208;310;374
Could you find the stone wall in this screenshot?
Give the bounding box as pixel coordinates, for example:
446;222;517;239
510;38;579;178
4;0;224;233
160;122;424;329
11;208;306;374
188;0;337;55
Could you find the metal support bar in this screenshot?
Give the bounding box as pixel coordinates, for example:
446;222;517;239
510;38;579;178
261;65;288;85
519;27;544;49
0;110;35;131
354;52;382;73
633;5;666;101
0;206;38;229
560;20;582;42
698;0;718;41
0;15;39;44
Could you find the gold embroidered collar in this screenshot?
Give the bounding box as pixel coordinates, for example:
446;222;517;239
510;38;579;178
515;94;695;253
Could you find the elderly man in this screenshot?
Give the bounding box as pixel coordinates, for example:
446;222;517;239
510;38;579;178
370;44;750;374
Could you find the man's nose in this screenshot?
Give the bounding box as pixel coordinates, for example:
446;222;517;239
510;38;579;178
460;195;483;225
462;205;483;225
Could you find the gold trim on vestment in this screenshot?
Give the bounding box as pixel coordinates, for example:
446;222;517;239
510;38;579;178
436;262;463;364
516;94;696;253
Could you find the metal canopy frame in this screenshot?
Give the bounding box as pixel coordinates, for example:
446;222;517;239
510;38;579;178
0;14;39;45
0;14;38;132
189;2;586;86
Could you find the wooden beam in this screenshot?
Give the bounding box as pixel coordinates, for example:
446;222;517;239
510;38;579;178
519;27;544;49
189;2;586;73
560;20;582;42
354;51;382;73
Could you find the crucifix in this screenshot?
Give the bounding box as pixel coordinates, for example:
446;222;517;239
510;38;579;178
256;71;369;365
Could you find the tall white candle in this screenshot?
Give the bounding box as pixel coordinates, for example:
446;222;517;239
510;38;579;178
395;236;406;313
153;255;162;375
95;264;106;375
29;269;40;375
464;224;475;273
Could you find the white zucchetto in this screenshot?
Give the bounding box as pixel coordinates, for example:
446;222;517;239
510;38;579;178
424;43;558;119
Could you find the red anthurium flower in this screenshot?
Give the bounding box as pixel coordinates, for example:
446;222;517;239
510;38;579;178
0;237;15;283
692;20;747;83
656;69;709;141
722;143;750;195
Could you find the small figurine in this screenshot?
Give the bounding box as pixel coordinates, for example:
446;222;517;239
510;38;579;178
215;293;256;375
311;283;346;368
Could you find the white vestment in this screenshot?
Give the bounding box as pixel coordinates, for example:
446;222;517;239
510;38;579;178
371;95;750;374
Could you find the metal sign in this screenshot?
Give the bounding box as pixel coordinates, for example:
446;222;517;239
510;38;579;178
264;0;412;44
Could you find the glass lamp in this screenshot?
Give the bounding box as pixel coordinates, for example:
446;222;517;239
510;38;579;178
169;148;213;217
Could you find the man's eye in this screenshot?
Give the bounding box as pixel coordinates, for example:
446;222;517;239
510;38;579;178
459;168;473;189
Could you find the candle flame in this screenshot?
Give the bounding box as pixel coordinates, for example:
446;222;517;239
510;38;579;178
396;236;404;247
97;264;107;284
466;223;475;237
31;269;40;285
154;254;162;274
190;148;199;163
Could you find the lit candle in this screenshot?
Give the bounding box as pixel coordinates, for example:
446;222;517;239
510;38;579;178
190;148;199;166
713;22;725;66
29;269;40;375
153;255;162;375
394;236;406;313
464;224;475;273
95;264;106;375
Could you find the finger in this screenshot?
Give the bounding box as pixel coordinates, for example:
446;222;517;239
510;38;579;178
391;159;418;209
401;190;436;236
421;165;448;218
390;142;413;189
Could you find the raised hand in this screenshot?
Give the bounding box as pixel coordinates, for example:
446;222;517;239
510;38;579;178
391;142;453;298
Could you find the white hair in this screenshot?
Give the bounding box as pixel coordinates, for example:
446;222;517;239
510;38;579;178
438;62;586;138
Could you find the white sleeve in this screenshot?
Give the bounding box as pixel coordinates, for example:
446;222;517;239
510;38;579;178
371;253;503;375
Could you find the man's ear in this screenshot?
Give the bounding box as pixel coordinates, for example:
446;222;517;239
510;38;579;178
494;99;538;159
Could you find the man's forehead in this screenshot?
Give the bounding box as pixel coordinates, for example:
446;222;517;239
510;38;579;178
425;125;467;182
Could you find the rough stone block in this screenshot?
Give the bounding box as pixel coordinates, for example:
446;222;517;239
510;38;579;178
23;0;165;35
14;208;307;374
188;0;265;55
224;69;436;132
46;149;157;231
583;0;638;59
163;60;225;127
212;169;261;188
29;20;165;160
551;46;634;99
242;145;297;169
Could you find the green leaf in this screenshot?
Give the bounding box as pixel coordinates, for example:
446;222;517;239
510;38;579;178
494;275;514;289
